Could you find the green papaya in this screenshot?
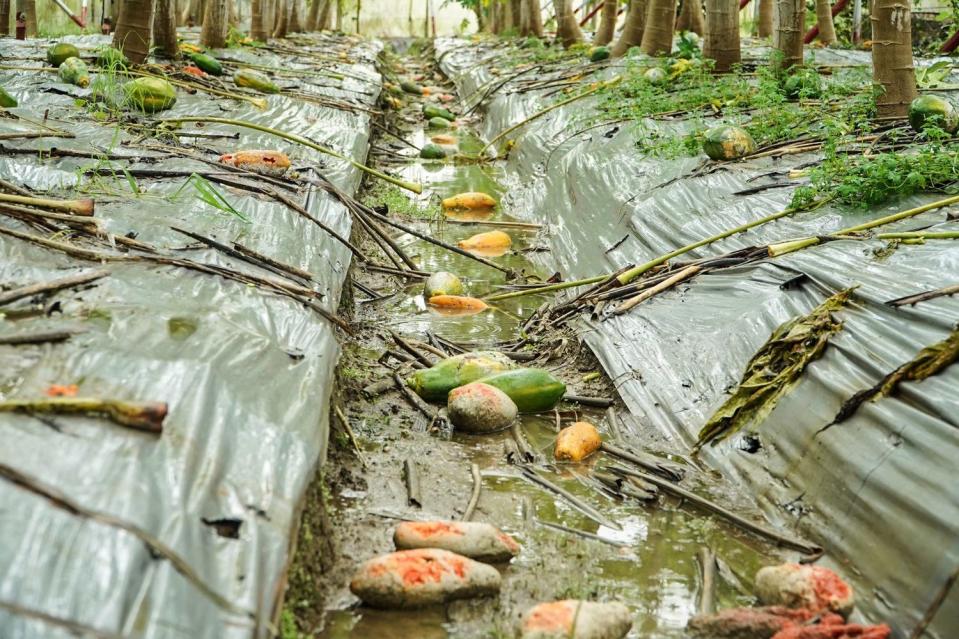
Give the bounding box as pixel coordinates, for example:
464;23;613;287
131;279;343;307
702;125;756;161
475;368;566;413
124;77;177;113
644;67;667;85
58;57;90;88
95;46;129;69
0;85;16;108
188;52;224;76
47;42;80;67
407;352;516;402
423;103;455;121
424;271;464;298
909;95;959;134
234;69;279;94
428;117;451;129
400;80;423;95
589;46;610;62
420;143;447;159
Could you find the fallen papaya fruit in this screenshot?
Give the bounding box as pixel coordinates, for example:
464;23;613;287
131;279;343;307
477;368;566;413
428;294;489;314
457;230;511;257
407;351;515;402
218;150;291;176
442;192;497;211
554;421;602;462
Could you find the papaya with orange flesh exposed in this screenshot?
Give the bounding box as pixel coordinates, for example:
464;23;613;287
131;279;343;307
428;295;489;313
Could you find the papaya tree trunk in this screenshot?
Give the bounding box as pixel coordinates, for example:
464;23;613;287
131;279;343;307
0;0;10;36
676;0;705;34
153;0;178;57
335;0;343;29
16;0;37;36
251;0;268;38
200;0;227;46
703;0;739;71
273;0;288;36
288;0;303;30
773;0;803;70
183;0;201;25
113;0;154;64
611;0;646;56
305;0;319;29
641;0;675;55
594;0;618;44
757;0;772;37
871;0;917;117
814;0;837;45
318;0;331;28
556;0;584;46
528;0;543;35
490;0;502;33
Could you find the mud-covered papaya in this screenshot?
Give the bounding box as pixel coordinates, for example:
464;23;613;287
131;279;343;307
187;52;224;76
58;57;90;88
407;351;516;402
475;368;566;413
234;69;279;94
0;85;16;108
123;77;177;113
909;95;959;134
702;125;756;161
47;42;80;67
424;103;455;121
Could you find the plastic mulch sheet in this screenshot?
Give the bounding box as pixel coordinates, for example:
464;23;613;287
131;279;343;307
0;33;379;638
437;38;958;638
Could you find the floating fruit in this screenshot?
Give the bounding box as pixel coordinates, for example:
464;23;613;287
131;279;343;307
428;294;489;313
521;600;633;639
457;230;511;255
407;351;515;402
442;192;497;211
702;124;756;161
908;94;959;134
46;42;79;67
400;79;423;94
95;46;129;69
350;548;501;609
755;564;855;618
123;77;177;113
58;57;90;88
218;150;291;176
234;68;279;93
554;421;602;462
644;67;667;84
448;382;518;433
431;134;458;145
428;116;452;129
420;143;447;159
476;368;566;413
0;85;17;108
424;103;455;121
590;46;611;62
187;52;223;76
423;271;464;298
394;521;520;562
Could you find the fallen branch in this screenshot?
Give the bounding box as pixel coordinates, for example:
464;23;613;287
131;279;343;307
0;398;167;433
0;269;109;307
0;330;77;345
613;264;701;314
600;441;685;482
887;283;959;307
0;192;94;216
520;467;621;531
0;599;124;639
699;548;717;615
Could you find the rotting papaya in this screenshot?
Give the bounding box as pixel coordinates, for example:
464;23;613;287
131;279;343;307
123;77;177;113
554;421;602;461
424;103;455;121
702;125;756;161
427;295;489;313
47;42;79;67
420;143;448;160
442;192;497;210
423;271;464;298
58;57;90;88
0;86;17;108
475;368;566;413
407;351;516;402
909;94;959;134
234;69;280;94
219;150;291;176
188;52;224;76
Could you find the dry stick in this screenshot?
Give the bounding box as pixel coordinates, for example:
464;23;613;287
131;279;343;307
333;404;367;468
0;398;167;433
0;463;254;620
479;78;620;156
392;372;445;429
699;547;717;615
511;422;537;463
519;467;621;531
0;269;109;307
391;331;435;367
593;470;658;501
767;194;959;257
909;564;958;639
0;599;125;639
404;459;422;508
0;330;77;345
232;241;314;282
0;177;34;196
352;210;407;271
445;219;543;229
888;283;959;307
600;441;685;482
0;131;75;141
608;465;822;555
0;192;94;216
407;338;449;361
462;463;482;521
159;117;422;193
535;518;631;547
613;264;702;315
563;394;614;407
0;203;102;230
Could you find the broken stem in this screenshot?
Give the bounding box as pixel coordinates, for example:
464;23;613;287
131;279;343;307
0;192;94;216
0;398;167;433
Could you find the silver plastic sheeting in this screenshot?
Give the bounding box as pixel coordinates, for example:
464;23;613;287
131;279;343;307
438;39;958;638
0;34;380;638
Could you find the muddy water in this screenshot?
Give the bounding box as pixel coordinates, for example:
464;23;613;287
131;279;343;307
317;57;786;639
